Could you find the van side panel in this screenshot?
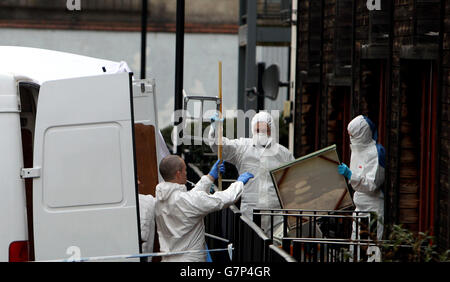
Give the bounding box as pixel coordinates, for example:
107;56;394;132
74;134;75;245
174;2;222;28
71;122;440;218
0;74;28;261
32;73;140;261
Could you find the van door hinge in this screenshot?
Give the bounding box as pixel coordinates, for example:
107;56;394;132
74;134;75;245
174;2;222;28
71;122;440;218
21;168;41;179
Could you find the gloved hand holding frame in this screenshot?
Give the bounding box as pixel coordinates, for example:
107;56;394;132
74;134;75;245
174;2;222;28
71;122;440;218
270;144;354;230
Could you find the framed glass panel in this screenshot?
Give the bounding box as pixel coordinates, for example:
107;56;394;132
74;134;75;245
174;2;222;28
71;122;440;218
270;144;354;213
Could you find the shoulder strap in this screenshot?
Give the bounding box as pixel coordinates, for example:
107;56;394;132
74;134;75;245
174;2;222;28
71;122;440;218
376;143;386;169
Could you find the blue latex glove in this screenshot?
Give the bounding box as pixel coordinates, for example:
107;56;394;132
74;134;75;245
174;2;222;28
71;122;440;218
338;163;352;179
209;160;225;180
237;172;254;185
210;112;224;131
210;112;224;123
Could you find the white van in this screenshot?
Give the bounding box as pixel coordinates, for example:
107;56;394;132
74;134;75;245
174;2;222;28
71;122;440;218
0;46;165;261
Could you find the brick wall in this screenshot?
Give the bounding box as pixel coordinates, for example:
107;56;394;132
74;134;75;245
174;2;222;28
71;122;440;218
353;0;370;116
388;0;414;230
294;0;322;157
293;0;449;250
0;0;239;33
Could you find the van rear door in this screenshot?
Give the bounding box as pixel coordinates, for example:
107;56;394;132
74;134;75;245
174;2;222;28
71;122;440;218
31;73;141;261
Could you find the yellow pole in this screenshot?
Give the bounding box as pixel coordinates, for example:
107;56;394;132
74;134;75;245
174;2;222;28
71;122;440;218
218;61;223;191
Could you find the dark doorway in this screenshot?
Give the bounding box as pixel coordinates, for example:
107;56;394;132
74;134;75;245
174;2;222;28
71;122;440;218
399;60;438;233
296;83;321;157
360;60;388;146
328;86;351;165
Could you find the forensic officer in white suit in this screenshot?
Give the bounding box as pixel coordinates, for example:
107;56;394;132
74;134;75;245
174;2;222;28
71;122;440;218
338;115;386;261
209;111;295;234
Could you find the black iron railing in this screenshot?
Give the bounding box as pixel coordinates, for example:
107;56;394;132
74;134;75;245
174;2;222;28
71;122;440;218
204;205;296;262
253;209;376;239
289;238;376;262
205;207;424;262
252;209;381;262
204;205;241;262
205;207;386;262
267;244;297;262
237;215;272;262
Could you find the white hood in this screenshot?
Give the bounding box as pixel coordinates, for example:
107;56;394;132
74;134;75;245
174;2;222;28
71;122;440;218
155;181;186;201
347;115;385;241
347;115;375;147
154;175;243;262
251;111;275;147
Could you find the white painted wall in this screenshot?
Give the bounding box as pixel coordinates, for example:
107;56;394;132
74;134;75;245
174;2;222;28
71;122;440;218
0;28;290;129
0;28;239;129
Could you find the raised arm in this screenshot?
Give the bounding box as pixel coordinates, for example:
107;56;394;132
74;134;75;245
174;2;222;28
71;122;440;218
178;173;253;218
208;113;245;165
179;171;254;218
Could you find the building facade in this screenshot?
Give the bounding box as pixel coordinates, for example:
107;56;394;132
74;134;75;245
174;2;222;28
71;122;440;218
0;0;241;130
293;0;449;250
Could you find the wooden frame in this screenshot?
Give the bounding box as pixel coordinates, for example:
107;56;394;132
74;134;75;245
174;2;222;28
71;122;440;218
270;145;354;215
134;123;159;196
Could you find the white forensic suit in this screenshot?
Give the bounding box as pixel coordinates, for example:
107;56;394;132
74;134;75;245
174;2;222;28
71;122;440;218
136;129;169;261
155;175;243;262
208;112;294;233
138;194;156;261
347;115;386;261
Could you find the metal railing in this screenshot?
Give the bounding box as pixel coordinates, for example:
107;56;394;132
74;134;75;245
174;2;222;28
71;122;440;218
205;207;385;262
238;215;273;262
253;209;376;239
289;238;376;262
204;205;297;262
252;209;381;262
181;95;223;173
205;206;428;262
268;244;297;262
204;204;241;262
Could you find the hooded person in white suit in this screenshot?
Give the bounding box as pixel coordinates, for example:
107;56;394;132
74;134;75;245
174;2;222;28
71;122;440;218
138;192;156;260
155;155;253;262
338;115;386;261
209;111;295;234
